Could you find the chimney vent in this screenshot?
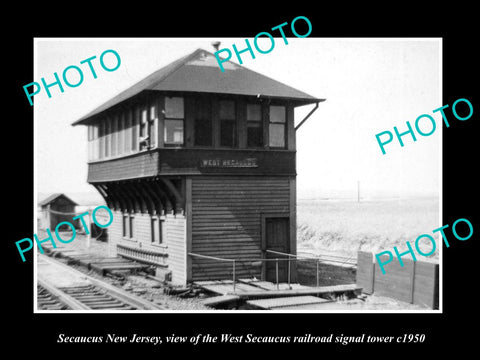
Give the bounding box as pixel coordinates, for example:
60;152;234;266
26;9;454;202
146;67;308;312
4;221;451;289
211;41;221;52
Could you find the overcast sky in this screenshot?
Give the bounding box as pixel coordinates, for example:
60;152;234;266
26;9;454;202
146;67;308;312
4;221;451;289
34;38;441;203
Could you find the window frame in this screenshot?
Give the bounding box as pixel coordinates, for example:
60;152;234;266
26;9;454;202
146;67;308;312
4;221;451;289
149;101;158;149
193;97;213;147
164;96;185;147
268;104;287;149
219;99;237;148
150;216;164;245
246;102;264;148
139;106;149;151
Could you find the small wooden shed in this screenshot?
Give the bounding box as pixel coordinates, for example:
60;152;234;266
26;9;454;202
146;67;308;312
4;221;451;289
38;193;78;230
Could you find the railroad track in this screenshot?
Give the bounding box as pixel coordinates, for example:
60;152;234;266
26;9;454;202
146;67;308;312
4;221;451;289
37;254;164;311
37;284;72;310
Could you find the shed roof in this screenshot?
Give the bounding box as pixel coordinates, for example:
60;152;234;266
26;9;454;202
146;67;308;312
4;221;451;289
38;193;78;207
72;48;323;126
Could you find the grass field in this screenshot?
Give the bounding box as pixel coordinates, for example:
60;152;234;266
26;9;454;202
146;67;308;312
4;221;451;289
297;196;441;260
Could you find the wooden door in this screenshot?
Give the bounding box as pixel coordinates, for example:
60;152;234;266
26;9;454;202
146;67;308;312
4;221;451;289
265;217;290;283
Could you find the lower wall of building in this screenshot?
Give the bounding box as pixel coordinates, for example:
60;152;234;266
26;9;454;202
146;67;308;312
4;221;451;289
108;210;187;286
164;215;187;286
190;176;295;282
106;175;295;286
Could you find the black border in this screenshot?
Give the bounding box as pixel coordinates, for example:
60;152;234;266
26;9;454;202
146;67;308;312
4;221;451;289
7;7;479;355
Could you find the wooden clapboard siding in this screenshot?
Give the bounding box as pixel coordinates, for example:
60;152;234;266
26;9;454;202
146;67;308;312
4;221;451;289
88;151;160;182
108;210;123;257
165;215;187;285
88;148;295;183
190;176;291;281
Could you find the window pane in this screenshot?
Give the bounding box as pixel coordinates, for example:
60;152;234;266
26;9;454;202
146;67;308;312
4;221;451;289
247;122;263;147
270;105;286;123
111;115;117;156
164;119;184;144
269;123;285;147
150;105;156;120
123;215;128;237
105;119;110;157
141;109;148;132
220;120;237;147
165;97;184;118
247;104;261;121
132;109;138;151
118;114;125;155
194;99;212;146
151;218;161;244
149;119;157;148
125;111;132;153
219;100;235;120
149;104;157;148
129;216;134;238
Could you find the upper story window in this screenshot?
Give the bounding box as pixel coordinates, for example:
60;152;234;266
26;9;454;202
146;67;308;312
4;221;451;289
246;103;263;148
139;107;148;150
194;98;212;147
149;103;157;148
111;114;118;157
132;107;139;152
219;100;237;147
87;95;291;163
268;105;286;148
164;96;184;145
87;123;99;161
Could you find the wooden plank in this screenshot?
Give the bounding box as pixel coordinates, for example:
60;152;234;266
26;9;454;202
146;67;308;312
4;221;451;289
228;284;362;298
356;251;374;294
241;280;292;291
247;296;330;310
412;261;439;309
194;280;361;298
194;280;261;295
374;254;415;303
202;295;241;307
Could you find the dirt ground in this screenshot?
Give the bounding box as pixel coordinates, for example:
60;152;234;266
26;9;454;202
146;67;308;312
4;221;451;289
36;230;430;311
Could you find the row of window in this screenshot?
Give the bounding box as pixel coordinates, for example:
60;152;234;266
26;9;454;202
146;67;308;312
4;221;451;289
88;96;287;161
122;213;164;245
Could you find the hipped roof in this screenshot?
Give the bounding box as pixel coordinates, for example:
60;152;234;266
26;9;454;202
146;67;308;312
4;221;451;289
72;48;323;126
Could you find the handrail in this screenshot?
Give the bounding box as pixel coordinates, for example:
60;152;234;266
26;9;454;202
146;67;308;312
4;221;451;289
188;250;352;292
265;249;319;260
188;252;236;292
189;252;294;263
188;252;235;262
